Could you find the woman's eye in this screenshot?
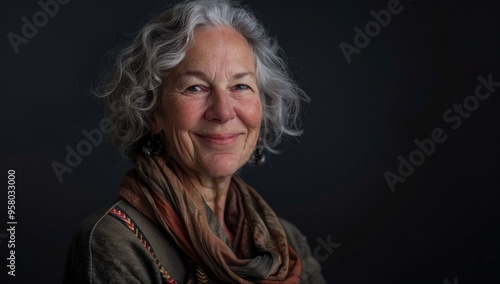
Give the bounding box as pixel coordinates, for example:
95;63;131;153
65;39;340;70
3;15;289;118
185;85;203;92
234;84;249;91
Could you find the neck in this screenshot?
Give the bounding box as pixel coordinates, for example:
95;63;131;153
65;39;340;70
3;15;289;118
187;174;235;243
168;156;235;242
196;177;231;216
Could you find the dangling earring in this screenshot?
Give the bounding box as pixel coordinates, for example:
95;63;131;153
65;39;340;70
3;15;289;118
252;138;266;165
142;132;163;157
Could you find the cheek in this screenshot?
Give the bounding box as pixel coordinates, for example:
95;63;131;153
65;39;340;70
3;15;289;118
158;99;203;161
163;98;203;131
240;97;262;129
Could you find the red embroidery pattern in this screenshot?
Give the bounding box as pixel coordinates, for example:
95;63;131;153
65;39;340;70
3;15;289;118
109;206;177;284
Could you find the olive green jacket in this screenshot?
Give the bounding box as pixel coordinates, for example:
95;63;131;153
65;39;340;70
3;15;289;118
64;200;326;283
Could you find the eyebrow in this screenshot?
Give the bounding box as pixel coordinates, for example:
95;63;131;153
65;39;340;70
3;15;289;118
180;70;255;80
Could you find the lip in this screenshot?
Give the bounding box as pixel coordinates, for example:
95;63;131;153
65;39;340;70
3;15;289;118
196;133;240;145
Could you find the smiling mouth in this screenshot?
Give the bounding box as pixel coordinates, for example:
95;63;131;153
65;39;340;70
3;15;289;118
196;133;240;145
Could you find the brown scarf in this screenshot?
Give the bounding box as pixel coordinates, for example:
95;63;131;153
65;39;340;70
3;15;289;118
118;154;302;283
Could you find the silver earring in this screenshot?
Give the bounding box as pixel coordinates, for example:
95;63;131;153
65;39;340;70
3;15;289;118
142;132;163;157
252;139;266;165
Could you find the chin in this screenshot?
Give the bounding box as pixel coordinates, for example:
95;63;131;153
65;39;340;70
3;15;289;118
204;156;244;178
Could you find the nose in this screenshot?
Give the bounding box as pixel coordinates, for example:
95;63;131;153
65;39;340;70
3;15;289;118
204;88;236;123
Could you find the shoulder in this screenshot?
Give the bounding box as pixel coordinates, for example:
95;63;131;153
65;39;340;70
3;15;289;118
64;200;188;284
279;218;327;284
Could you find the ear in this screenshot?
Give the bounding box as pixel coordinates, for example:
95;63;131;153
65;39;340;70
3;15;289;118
149;105;163;134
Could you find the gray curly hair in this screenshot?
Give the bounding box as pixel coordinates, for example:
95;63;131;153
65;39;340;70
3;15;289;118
98;0;309;159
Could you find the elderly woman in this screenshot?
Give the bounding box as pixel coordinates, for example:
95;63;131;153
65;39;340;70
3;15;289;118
64;0;325;283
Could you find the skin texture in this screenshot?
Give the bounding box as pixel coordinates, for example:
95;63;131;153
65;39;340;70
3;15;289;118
151;26;262;239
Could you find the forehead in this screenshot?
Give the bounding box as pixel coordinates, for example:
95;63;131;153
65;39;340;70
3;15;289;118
177;26;255;70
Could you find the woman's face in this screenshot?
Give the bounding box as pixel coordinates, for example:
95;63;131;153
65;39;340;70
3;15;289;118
152;26;262;182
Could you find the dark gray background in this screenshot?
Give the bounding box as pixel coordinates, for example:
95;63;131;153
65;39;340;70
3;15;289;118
1;0;499;283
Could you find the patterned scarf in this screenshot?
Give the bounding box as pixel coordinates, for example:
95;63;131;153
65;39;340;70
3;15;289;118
118;154;302;283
